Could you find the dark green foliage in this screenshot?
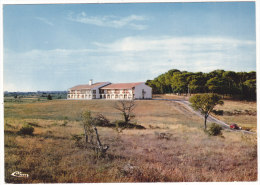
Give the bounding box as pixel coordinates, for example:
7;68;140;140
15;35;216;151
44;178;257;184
212;110;224;115
189;94;224;130
146;69;256;100
18;124;34;135
47;94;52;100
207;123;222;136
114;120;145;133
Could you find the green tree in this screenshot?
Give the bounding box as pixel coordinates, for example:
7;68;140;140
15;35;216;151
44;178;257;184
188;74;207;94
189;94;224;130
81;110;94;144
242;79;256;100
171;73;189;94
206;77;228;97
47;94;52;100
222;71;238;96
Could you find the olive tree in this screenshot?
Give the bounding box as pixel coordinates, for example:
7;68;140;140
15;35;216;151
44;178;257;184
189;94;224;130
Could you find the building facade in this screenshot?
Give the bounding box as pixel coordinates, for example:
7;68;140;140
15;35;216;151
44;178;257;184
67;80;111;100
67;80;152;100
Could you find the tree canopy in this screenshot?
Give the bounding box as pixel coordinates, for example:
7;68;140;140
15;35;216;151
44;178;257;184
146;69;256;100
189;94;224;130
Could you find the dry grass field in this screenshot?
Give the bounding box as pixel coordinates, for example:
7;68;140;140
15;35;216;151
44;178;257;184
154;94;257;132
4;98;257;183
214;100;257;132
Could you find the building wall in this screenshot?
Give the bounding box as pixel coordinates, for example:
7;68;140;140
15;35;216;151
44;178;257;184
134;83;152;99
68;82;152;100
100;89;134;100
67;82;111;100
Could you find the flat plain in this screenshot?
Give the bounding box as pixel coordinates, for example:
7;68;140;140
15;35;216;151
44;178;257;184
4;96;257;183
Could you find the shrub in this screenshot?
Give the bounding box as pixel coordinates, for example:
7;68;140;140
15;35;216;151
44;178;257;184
212;110;224;115
114;120;127;133
94;114;112;127
18;124;34;135
207;123;222;136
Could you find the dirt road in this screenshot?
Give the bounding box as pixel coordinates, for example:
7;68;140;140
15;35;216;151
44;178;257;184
153;98;254;134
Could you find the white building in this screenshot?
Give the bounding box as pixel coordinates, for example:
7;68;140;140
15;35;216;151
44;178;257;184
100;82;152;100
67;80;111;100
67;80;152;100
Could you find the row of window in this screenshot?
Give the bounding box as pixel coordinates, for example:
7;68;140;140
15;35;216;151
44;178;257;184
67;95;96;99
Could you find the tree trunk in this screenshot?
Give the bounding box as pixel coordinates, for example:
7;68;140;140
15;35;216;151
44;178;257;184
204;115;208;130
83;124;88;143
94;126;109;154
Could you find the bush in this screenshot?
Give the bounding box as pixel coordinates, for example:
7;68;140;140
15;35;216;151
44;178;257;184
94;114;112;127
18;124;34;135
212;110;224;115
114;120;145;133
207;123;222;136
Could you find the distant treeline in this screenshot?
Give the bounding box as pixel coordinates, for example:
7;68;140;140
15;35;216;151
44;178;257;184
4;91;68;100
146;69;256;100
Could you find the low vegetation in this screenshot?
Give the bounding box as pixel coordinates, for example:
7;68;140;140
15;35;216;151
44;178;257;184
207;123;223;136
17;124;34;135
4;98;257;183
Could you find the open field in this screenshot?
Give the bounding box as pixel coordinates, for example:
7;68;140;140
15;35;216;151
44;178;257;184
4;98;257;183
4;99;203;128
154;94;257;132
214;100;257;132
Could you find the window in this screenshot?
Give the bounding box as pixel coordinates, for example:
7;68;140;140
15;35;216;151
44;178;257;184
93;90;96;94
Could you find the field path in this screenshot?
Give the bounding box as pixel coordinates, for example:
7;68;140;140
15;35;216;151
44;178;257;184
153;98;254;134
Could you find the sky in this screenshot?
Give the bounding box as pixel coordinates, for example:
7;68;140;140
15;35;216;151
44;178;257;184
3;2;256;91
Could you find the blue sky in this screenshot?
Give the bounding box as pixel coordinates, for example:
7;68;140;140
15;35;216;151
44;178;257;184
3;2;256;91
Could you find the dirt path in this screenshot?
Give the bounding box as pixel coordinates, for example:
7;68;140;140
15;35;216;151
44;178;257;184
153;98;254;134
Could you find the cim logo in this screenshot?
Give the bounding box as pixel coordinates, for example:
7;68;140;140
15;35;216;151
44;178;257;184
11;171;29;178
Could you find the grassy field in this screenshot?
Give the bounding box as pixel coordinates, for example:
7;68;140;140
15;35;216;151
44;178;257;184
4;98;257;183
154;94;257;132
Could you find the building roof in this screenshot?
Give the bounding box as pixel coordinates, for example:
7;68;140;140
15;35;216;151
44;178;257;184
69;82;110;90
100;82;144;90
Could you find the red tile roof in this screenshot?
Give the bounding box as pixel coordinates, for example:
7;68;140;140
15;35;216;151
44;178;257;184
69;82;110;90
101;82;144;90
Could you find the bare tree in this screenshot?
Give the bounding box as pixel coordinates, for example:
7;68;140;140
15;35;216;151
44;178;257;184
113;100;136;125
81;110;109;156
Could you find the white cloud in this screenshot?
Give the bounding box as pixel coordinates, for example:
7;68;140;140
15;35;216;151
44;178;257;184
35;17;54;26
4;36;256;91
68;12;148;30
